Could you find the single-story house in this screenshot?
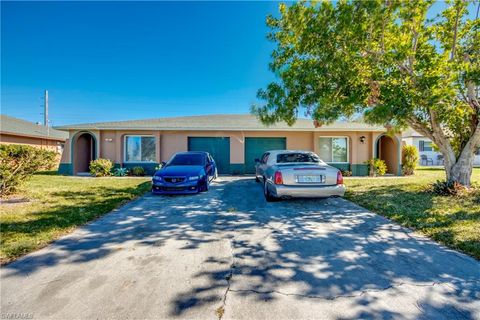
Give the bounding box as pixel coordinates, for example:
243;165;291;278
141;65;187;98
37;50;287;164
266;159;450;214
0;114;68;153
402;129;480;166
55;114;402;176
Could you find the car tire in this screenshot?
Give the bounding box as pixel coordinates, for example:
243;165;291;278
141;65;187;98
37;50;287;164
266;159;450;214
264;179;277;202
201;180;209;192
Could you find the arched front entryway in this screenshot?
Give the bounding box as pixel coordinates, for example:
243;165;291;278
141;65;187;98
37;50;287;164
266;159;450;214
73;132;96;175
376;135;400;175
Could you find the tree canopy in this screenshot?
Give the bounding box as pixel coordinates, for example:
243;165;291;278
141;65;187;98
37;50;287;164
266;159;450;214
253;0;480;185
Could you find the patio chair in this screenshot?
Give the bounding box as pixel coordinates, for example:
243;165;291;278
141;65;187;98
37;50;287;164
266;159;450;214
437;154;444;165
421;154;434;166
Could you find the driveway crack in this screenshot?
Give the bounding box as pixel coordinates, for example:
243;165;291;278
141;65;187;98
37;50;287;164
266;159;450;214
229;280;478;301
216;237;235;320
215;229;236;320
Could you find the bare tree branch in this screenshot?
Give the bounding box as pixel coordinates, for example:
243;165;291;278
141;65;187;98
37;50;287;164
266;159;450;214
406;116;434;140
450;4;461;61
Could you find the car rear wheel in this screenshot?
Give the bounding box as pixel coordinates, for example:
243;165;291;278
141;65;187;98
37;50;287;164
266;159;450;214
264;179;277;202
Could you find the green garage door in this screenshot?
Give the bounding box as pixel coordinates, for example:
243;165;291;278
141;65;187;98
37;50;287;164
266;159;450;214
244;137;286;174
188;137;230;174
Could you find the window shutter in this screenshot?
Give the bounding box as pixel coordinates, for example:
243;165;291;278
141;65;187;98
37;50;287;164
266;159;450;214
419;141;424;151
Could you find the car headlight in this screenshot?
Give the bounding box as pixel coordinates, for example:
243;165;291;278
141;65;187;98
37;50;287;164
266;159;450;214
188;176;199;181
153;176;162;182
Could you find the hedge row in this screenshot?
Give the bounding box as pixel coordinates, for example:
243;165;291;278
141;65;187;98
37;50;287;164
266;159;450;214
0;144;57;196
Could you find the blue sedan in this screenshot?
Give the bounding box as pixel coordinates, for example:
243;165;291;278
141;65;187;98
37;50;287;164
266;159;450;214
152;151;218;195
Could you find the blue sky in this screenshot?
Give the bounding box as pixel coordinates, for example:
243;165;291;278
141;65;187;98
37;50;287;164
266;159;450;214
1;1;477;126
1;1;279;126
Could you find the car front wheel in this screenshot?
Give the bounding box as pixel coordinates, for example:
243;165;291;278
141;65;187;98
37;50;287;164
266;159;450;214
198;179;209;192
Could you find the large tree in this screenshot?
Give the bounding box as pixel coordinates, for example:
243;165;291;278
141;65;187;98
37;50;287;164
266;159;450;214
253;0;479;186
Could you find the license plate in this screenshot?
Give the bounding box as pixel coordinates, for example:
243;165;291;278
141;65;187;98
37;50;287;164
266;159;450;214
297;175;324;183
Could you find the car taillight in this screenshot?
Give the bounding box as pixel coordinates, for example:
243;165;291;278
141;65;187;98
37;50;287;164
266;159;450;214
274;171;283;185
336;170;344;185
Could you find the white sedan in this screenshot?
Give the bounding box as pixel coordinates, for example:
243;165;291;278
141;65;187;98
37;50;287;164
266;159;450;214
254;150;346;202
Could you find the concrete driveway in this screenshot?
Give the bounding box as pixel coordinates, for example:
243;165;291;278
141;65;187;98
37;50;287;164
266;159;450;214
1;177;479;320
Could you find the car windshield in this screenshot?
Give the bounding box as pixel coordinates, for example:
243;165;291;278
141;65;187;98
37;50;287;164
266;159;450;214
168;153;205;166
277;153;322;163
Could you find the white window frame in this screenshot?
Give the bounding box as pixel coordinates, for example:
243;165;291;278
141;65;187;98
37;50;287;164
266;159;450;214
318;136;350;163
123;135;157;163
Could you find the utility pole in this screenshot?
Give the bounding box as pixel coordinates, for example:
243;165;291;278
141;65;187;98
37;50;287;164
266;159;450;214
43;90;50;136
44;90;49;127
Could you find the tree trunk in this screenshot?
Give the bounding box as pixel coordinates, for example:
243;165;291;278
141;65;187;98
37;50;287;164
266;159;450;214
444;149;475;187
406;117;479;188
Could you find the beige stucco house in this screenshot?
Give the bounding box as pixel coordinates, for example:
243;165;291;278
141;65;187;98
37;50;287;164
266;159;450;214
55;114;402;176
0;114;68;153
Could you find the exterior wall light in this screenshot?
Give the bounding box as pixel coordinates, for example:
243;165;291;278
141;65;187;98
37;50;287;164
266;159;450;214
105;138;113;142
360;136;366;144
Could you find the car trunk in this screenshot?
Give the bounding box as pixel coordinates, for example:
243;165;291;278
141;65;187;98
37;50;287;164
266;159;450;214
276;163;338;186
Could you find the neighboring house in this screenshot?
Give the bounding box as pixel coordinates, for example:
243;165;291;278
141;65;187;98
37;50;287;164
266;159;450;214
55;114;403;176
402;129;480;166
0;114;68;153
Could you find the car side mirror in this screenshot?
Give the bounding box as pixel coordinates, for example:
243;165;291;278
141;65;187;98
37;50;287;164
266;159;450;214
161;161;166;167
254;158;260;163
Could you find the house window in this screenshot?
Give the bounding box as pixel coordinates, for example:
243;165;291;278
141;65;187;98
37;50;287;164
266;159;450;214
419;140;433;152
318;137;348;163
124;136;156;162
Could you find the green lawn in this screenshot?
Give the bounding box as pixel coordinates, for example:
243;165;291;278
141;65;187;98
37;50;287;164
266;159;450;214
2;168;479;264
0;172;150;264
344;167;480;259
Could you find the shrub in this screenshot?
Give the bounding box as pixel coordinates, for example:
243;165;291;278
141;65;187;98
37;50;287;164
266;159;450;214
431;180;465;196
89;158;113;177
113;167;128;177
341;170;352;177
130;166;145;176
366;158;387;176
402;145;419;175
0;144;57;196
